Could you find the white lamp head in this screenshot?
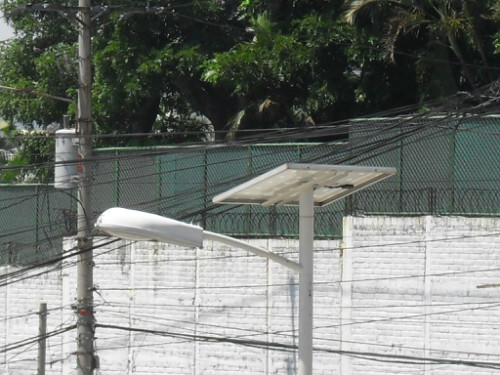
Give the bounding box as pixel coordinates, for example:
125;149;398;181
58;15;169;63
95;207;204;248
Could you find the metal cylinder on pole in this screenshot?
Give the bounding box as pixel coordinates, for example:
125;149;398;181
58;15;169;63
37;302;47;375
298;189;314;375
54;128;78;190
76;0;94;374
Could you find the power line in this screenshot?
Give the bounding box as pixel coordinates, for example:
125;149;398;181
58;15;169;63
94;289;500;332
2;85;500;275
3;217;500;288
0;325;75;356
96;307;500;364
95;323;500;370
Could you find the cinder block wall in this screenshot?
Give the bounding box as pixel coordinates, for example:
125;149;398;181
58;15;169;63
89;238;340;375
0;263;68;375
341;216;500;375
2;216;500;374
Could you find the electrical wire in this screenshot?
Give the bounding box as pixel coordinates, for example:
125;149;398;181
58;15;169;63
0;238;122;288
2;81;500;276
2;235;500;368
94;298;500;317
3;219;500;289
95;307;500;362
0;325;75;355
0;117;494;228
4;11;500;374
95;323;500;369
0;34;500;375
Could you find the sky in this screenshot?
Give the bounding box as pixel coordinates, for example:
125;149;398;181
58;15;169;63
0;14;14;127
0;15;14;41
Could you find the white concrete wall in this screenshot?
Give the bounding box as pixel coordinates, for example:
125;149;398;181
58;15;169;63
342;216;500;375
2;216;500;374
88;238;341;375
0;263;69;375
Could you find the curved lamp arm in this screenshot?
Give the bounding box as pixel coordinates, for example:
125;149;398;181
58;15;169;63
203;231;302;272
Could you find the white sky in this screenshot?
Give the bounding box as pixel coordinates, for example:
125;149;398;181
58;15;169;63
0;15;14;41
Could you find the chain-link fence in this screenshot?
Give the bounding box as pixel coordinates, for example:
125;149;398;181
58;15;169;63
2;115;500;265
0;185;75;265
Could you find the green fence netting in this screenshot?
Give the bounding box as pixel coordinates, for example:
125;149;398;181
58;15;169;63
0;186;75;265
2;115;500;265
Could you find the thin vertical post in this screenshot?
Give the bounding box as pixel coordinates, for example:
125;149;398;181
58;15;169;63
202;149;208;228
35;185;40;260
63;114;71;129
298;189;314;375
76;0;94;374
37;303;47;375
114;150;120;206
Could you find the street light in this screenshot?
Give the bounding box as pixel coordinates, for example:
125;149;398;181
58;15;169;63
95;162;396;375
212;163;396;375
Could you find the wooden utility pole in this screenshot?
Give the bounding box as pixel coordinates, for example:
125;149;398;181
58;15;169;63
37;303;47;375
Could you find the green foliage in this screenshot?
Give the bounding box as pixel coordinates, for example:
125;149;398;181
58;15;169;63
203;9;357;130
0;0;498;154
0;130;54;183
345;0;500;100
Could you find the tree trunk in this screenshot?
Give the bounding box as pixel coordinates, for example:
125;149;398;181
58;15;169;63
170;75;236;140
447;31;477;90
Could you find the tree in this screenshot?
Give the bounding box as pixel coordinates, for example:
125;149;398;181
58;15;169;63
203;7;358;135
345;0;500;100
90;0;248;141
0;1;238;139
0;0;259;141
0;0;363;142
0;128;55;183
0;34;76;127
2;0;497;146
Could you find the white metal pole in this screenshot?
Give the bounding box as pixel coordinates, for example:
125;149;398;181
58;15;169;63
203;231;302;272
298;189;314;375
